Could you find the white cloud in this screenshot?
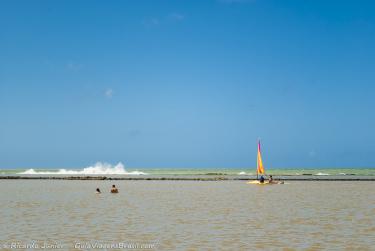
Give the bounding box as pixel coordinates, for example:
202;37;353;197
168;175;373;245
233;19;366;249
169;13;185;21
219;0;255;4
143;18;160;27
66;61;83;71
105;88;113;98
308;150;316;158
143;13;185;27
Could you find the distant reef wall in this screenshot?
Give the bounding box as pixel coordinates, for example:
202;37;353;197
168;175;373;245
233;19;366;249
0;176;374;181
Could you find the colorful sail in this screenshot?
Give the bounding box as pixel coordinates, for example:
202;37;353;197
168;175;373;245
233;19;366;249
257;140;265;175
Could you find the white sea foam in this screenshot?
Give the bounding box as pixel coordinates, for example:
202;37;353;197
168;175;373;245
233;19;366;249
18;162;147;175
237;171;253;175
315;172;329;176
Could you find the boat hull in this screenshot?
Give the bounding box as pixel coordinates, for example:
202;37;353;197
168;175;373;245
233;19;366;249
246;180;283;185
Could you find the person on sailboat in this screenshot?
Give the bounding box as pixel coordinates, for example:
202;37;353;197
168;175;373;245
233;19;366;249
268;175;284;184
259;175;265;183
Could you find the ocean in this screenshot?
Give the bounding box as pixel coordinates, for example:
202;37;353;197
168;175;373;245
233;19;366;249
1;162;375;177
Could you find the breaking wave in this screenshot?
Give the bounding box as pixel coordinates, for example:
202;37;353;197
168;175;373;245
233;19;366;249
237;171;253;175
18;162;147;175
315;172;329;176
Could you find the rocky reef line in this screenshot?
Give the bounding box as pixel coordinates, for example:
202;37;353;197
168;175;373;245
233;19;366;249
0;176;374;181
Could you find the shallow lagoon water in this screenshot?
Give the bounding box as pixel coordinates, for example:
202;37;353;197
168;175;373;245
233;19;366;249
0;180;374;250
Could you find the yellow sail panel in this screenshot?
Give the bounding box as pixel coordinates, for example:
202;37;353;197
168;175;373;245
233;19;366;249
257;141;265;175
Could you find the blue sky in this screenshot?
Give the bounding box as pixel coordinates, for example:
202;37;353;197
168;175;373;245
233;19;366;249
1;0;375;168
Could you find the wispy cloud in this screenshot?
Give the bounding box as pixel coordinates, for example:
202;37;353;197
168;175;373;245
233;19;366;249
142;17;160;27
308;150;316;158
66;61;83;71
143;13;185;27
105;88;113;99
169;13;185;22
219;0;256;4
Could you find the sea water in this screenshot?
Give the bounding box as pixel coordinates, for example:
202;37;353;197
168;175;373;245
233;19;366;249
0;162;374;177
0;180;374;250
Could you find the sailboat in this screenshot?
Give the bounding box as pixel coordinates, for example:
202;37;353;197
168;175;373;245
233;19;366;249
247;140;282;185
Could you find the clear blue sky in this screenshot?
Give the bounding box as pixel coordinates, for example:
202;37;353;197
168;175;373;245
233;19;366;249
1;0;375;168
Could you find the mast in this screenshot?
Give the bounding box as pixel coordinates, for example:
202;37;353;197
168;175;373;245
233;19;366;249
256;139;259;180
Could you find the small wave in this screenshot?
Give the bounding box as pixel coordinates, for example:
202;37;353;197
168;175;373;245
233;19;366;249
18;162;147;175
315;172;329;176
